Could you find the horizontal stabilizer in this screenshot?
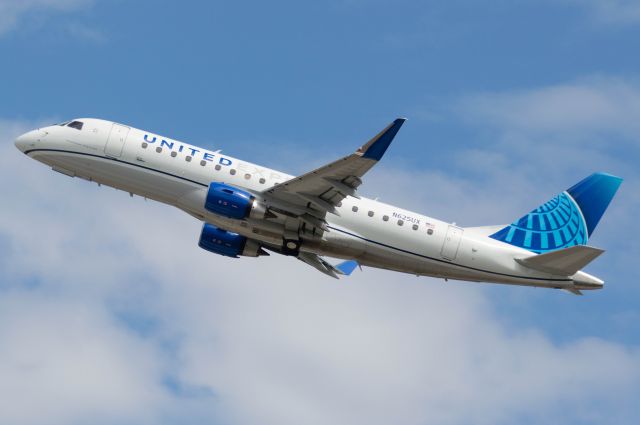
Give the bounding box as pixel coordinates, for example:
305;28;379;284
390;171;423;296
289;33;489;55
515;245;604;276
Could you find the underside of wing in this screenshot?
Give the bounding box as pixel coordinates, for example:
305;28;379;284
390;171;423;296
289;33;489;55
297;252;360;279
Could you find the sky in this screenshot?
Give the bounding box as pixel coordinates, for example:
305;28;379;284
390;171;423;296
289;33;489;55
1;0;639;424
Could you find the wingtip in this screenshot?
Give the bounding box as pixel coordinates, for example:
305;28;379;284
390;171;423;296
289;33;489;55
359;118;406;161
335;260;359;276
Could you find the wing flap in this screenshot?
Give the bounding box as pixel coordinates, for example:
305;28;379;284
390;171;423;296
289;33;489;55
515;245;605;276
297;252;341;279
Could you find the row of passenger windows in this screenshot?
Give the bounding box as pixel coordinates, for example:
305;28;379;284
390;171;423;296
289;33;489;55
142;142;268;184
350;205;434;234
141;140;432;234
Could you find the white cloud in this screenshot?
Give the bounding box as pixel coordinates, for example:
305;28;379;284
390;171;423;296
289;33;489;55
570;0;640;25
0;0;93;35
65;22;106;42
450;77;638;219
0;293;166;425
448;77;640;275
1;117;639;425
456;76;640;138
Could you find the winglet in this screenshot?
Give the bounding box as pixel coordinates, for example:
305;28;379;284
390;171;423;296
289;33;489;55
335;260;359;276
357;118;406;161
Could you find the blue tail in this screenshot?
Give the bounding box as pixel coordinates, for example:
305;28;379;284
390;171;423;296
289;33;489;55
489;173;622;253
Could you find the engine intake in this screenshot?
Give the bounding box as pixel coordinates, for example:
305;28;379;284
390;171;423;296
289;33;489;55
198;223;268;258
204;182;268;220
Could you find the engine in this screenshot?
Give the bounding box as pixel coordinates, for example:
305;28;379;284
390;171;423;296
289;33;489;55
198;223;268;258
204;182;267;220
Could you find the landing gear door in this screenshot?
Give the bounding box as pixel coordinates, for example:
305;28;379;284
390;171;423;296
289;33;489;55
441;225;463;261
104;123;130;158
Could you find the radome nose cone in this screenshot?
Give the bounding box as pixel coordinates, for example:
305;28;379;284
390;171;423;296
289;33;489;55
14;132;29;152
14;129;40;153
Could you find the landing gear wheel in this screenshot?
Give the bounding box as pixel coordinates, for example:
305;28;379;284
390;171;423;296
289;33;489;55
287;242;297;249
282;239;301;256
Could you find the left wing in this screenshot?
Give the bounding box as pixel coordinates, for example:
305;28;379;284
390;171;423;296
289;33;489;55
262;118;406;220
297;252;359;279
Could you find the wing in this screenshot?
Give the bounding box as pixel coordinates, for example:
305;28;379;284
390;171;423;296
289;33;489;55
297;252;360;279
262;118;406;220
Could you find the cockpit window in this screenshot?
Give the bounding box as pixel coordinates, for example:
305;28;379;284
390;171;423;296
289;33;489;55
67;121;84;130
58;121;70;126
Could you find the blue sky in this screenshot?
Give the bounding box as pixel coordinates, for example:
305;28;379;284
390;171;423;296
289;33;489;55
1;1;639;424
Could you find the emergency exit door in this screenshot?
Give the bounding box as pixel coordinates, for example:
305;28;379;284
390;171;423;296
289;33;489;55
441;225;463;261
104;123;130;157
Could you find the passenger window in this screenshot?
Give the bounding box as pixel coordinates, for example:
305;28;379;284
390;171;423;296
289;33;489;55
215;164;221;171
230;169;236;175
427;229;434;235
200;160;207;166
397;220;404;226
141;142;148;148
259;178;266;184
67;121;83;130
156;147;162;153
244;173;251;180
383;215;389;222
171;151;177;157
352;206;358;212
368;211;374;217
412;224;418;230
185;156;192;162
337;201;343;207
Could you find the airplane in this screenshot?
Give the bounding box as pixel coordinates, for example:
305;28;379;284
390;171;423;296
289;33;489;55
14;118;622;295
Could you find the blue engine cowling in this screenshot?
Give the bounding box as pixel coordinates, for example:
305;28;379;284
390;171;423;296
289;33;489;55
204;182;254;219
198;223;267;258
198;223;248;257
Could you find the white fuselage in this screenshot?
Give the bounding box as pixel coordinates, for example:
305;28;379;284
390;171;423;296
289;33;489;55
15;118;601;291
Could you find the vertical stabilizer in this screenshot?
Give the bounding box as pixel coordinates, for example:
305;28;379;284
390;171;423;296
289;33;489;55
566;173;623;236
490;173;622;253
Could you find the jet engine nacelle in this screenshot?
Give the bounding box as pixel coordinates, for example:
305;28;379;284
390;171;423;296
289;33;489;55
198;223;268;258
204;182;267;220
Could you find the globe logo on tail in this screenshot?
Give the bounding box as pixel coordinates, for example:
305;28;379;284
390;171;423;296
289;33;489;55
490;192;588;253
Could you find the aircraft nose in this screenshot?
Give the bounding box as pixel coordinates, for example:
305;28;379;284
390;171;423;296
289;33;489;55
15;129;43;153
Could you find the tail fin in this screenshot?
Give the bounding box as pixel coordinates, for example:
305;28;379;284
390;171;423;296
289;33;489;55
490;173;622;253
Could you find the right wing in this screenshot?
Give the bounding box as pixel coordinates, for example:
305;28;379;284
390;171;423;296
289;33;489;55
262;118;406;221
